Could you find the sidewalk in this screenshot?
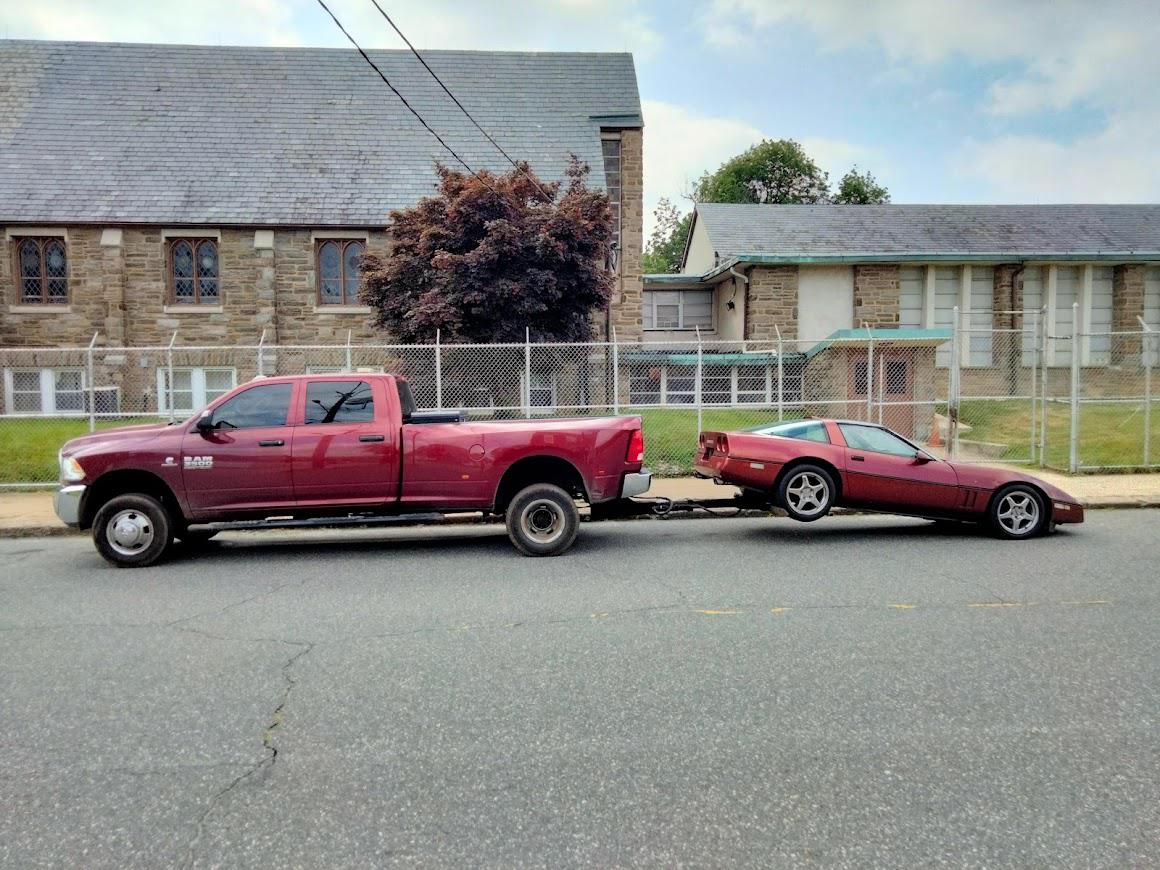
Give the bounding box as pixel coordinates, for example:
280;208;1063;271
3;468;1159;537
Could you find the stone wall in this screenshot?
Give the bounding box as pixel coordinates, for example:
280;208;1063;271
1112;264;1145;362
852;265;899;327
609;127;644;340
745;265;798;341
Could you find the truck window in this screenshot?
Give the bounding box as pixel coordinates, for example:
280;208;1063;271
211;383;293;429
305;380;375;424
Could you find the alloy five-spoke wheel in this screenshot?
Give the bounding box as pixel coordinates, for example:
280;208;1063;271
777;464;835;523
989;484;1046;540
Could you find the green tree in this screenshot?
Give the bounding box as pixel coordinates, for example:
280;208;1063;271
694;139;831;204
832;166;891;204
641;197;692;274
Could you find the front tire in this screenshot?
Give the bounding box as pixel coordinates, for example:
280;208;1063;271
777;464;835;522
989;484;1047;540
92;493;173;568
505;483;580;556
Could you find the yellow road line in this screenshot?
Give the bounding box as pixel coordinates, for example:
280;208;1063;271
695;609;743;615
968;602;1027;608
770;607;791;614
1060;599;1111;606
888;604;917;609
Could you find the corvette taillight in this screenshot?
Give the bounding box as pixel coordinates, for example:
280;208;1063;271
626;429;645;463
716;434;729;454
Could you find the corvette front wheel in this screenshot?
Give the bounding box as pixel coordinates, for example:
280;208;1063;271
777;465;835;523
989;484;1047;540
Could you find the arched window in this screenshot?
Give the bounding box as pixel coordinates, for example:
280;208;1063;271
15;237;69;304
168;238;219;304
316;239;365;305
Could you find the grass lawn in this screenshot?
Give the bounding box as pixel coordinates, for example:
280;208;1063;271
0;417;161;485
633;407;795;476
957;399;1160;470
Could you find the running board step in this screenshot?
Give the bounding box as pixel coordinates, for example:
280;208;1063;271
206;512;449;532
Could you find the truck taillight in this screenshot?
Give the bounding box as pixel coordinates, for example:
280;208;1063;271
627;429;645;463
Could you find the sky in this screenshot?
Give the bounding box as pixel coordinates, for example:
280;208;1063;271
3;0;1159;237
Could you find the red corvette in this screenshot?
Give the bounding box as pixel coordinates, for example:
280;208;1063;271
694;418;1083;539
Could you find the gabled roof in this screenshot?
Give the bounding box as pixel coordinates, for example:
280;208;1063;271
0;40;641;226
690;203;1160;262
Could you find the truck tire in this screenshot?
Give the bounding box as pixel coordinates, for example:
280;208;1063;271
92;493;173;568
505;483;580;557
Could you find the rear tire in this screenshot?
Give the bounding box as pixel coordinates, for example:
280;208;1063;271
92;493;173;568
988;484;1047;540
505;483;580;556
776;464;835;523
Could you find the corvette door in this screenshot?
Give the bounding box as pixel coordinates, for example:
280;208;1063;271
837;422;958;512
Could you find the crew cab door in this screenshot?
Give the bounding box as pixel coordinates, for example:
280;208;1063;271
836;422;958;511
291;378;400;507
181;381;297;514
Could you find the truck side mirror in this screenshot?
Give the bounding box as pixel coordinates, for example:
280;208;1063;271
195;413;215;433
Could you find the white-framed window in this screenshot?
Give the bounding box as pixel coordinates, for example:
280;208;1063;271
626;362;802;406
1088;266;1113;364
3;368;85;414
904;265;995;367
157;367;236;415
1145;267;1160;366
642;290;714;331
1026;265;1116;367
521;370;557;413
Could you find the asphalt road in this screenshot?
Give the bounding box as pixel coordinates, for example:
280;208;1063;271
1;511;1157;868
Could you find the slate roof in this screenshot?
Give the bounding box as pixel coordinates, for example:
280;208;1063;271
0;40;641;225
692;203;1160;261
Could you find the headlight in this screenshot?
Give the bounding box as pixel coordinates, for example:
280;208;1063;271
59;452;85;482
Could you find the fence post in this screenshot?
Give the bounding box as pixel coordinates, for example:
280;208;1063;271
877;354;885;425
695;326;703;436
166;330;178;423
345;329;353;373
86;332;98;433
1034;310;1044;466
864;321;874;423
774;324;784;421
256;328;266;377
611;327;620;414
949;307;960;459
434;329;443;410
1068;303;1080;473
1140;316;1153;468
1039;305;1048;466
524;327;532;417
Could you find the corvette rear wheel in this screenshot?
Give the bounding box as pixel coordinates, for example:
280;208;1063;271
989;485;1047;540
777;465;835;523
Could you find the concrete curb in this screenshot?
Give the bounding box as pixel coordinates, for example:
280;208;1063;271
2;500;1157;539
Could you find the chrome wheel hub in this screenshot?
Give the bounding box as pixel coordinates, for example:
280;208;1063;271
786;472;828;517
997;492;1039;536
520;499;565;545
106;509;154;557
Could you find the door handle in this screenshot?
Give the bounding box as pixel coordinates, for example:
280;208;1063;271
850;454;865;461
258;439;284;447
359;434;386;443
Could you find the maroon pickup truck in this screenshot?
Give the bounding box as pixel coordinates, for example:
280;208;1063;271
54;374;650;566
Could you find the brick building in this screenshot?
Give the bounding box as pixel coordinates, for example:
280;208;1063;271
0;40;643;413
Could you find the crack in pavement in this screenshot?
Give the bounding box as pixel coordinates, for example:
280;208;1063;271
180;639;313;870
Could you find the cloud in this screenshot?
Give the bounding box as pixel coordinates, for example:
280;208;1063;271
641;100;877;235
710;0;1160;201
0;0;663;58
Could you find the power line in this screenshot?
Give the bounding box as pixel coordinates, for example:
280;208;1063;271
313;0;501;196
367;0;555;202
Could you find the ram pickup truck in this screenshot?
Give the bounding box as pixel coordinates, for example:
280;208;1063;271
54;373;650;566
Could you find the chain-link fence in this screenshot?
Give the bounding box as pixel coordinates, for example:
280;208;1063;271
1;311;1156;487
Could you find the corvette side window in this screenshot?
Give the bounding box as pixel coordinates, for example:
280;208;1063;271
838;424;915;456
751;420;830;443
